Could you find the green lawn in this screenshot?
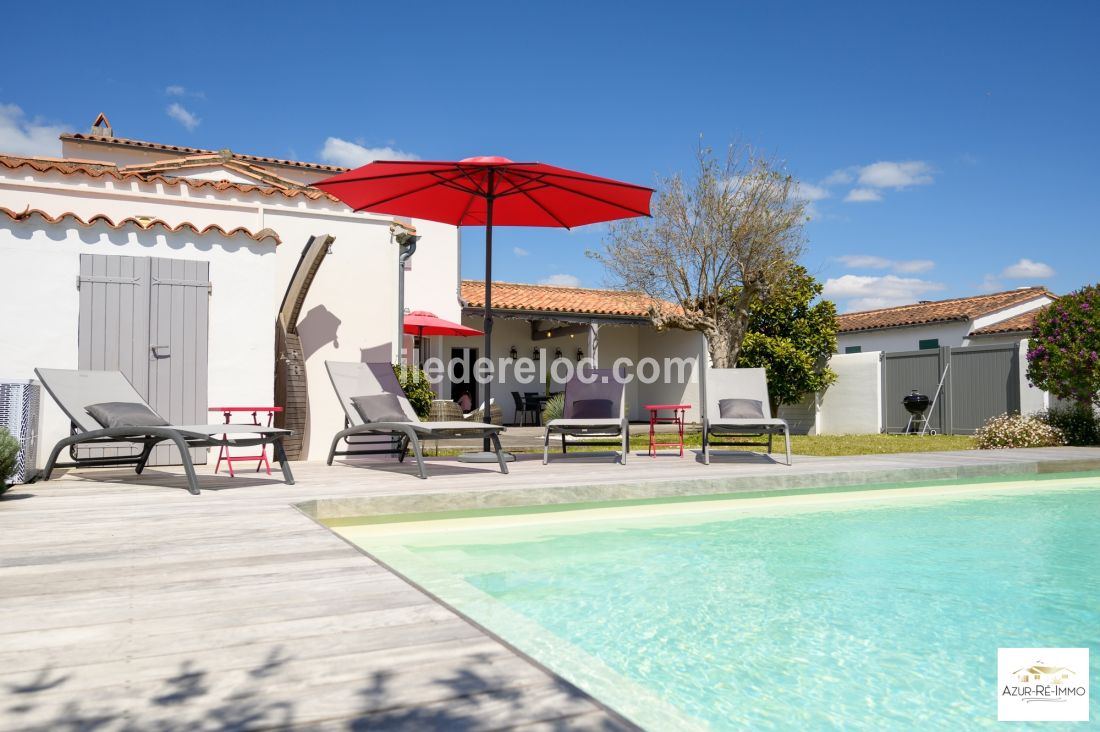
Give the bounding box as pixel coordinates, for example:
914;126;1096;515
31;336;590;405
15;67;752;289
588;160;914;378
578;432;972;456
438;432;975;457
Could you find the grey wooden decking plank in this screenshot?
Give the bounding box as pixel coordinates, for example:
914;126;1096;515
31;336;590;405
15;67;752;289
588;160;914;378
3;448;1098;732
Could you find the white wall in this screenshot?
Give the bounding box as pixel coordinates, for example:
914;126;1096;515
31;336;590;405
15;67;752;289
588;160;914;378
0;216;276;466
634;327;706;423
837;321;971;354
816;351;883;434
1017;339;1049;415
0;161;462;461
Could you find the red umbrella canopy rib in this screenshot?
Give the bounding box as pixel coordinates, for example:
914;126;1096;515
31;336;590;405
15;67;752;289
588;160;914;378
312;157;653;227
403;311;483;337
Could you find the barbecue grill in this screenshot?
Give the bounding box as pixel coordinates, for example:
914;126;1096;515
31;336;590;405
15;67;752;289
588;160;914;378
902;389;935;434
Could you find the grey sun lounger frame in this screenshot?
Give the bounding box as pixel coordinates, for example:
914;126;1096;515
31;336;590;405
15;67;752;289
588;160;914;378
34;368;294;495
325;361;508;479
701;367;791;466
543;368;630;465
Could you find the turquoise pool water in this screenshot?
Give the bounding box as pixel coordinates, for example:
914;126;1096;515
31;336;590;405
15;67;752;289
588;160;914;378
336;478;1100;730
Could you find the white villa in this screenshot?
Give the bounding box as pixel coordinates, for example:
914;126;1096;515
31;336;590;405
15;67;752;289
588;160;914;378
0;114;701;465
835;287;1054;354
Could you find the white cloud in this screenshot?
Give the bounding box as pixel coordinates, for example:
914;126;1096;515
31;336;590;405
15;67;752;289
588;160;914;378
793;182;830;201
512;246;529;257
538;274;582;288
834;255;934;274
823;274;945;311
166;103;200;131
823;168;855;186
1002;258;1054;279
319;137;418;167
165;85;204;99
857;160;934;189
0;103;68;156
845;188;882;203
893;259;935;274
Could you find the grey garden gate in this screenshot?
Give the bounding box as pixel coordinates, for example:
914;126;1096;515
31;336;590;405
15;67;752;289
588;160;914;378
882;343;1020;435
77;254;210;464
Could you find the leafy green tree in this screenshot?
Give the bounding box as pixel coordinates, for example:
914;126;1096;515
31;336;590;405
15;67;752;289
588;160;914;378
0;427;19;494
1027;284;1100;407
393;364;434;419
735;265;838;414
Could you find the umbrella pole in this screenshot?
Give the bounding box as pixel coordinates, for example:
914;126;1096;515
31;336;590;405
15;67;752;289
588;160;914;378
459;179;513;465
482;191;494;452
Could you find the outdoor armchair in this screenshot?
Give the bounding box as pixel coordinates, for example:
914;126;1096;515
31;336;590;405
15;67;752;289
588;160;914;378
701;367;791;466
542;368;630;465
325;361;508;479
34;368;294;495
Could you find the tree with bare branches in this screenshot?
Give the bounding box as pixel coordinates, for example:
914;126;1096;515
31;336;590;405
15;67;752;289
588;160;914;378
591;145;807;367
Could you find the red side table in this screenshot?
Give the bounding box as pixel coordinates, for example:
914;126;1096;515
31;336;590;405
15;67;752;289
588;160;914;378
209;406;283;476
645;404;690;457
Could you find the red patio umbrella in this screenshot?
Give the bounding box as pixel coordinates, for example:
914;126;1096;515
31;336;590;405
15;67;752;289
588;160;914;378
402;310;483;338
314;156;653;455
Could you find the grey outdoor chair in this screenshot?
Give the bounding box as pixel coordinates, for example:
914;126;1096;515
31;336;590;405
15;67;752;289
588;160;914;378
542;368;630;465
34;368;294;495
325;361;508;479
702;367;791;466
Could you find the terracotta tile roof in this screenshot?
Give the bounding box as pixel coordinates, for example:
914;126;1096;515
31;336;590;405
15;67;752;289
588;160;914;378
836;287;1054;333
61;133;347;173
461;280;670;318
0;206;280;244
0;154;337;202
970;305;1049;336
118;154;310;190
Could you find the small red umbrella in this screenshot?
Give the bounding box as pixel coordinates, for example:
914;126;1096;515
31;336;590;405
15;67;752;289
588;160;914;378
315;157;652;453
403;310;483;338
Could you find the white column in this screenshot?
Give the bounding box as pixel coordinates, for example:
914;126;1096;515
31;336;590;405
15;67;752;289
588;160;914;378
588;323;600;367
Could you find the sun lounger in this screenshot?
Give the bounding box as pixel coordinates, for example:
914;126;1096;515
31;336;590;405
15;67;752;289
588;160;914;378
542;368;629;465
702;367;791;465
325;361;508;479
34;368;294;495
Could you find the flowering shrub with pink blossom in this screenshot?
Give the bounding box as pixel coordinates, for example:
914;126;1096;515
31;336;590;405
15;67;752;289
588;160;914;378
974;413;1066;450
1026;284;1100;407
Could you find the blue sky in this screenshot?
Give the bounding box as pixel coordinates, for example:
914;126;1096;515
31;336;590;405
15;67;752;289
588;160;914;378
3;1;1097;312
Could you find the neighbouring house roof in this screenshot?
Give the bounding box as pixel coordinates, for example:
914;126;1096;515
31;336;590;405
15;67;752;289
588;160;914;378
0;206;281;244
460;280;670;319
969;306;1047;336
0;154;338;202
60;133;347;174
836;287;1054;333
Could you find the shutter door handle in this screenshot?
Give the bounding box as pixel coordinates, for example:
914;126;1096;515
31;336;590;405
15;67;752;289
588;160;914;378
151;345;171;358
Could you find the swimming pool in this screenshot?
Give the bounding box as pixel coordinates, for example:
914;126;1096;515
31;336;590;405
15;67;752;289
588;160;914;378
333;477;1099;730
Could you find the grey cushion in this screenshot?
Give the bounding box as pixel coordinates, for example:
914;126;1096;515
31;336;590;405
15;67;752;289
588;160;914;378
85;401;169;429
719;398;765;419
352;394;411;423
571;398;614;419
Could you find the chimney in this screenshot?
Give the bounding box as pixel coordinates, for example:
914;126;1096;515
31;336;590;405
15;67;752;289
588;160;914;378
89;113;113;138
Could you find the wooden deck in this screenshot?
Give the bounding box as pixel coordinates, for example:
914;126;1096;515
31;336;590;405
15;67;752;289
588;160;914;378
3;446;1100;731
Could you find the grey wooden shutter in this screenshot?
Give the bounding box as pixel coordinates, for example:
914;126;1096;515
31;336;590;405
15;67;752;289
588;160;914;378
147;257;210;464
78;254;210;465
77;255;150;460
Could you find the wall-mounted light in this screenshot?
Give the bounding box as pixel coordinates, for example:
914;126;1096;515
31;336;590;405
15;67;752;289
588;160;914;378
509;345;518;360
532;347;540;361
554;347;563;360
576;348;584;360
546;331;552;338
